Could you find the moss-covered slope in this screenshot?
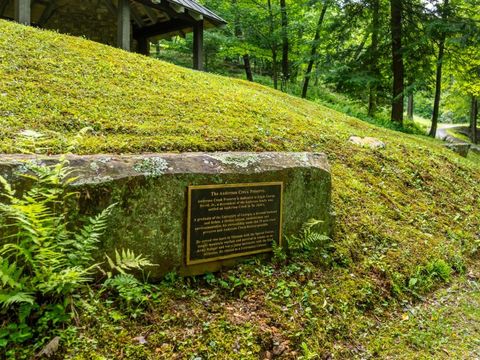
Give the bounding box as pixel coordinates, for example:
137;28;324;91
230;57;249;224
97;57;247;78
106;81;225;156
1;19;480;358
0;20;455;155
1;18;479;288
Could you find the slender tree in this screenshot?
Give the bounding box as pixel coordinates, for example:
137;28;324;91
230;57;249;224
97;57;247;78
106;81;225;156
232;0;254;81
429;0;450;137
471;96;478;143
302;0;329;99
279;0;289;90
390;0;404;124
368;0;380;116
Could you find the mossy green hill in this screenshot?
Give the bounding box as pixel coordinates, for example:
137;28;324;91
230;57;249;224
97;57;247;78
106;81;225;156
1;19;480;358
0;19;459;156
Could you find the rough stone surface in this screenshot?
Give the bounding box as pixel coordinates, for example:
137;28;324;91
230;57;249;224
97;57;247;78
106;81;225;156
0;152;332;278
444;142;471;157
348;136;386;150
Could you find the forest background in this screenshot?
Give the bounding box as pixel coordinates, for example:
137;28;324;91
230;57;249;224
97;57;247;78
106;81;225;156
156;0;480;140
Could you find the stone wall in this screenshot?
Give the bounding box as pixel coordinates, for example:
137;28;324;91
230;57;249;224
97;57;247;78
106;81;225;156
0;152;332;278
44;0;117;46
3;0;120;47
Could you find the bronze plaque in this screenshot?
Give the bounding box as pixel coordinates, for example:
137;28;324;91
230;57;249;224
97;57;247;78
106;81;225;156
186;182;283;265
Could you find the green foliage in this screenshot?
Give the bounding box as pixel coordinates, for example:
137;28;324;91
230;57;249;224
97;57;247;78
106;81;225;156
0;18;480;359
286;219;329;251
0;159;158;355
0;159;115;349
272;241;287;263
104;248;156;278
299;342;320;360
102;274;149;305
101;249;156;308
0;159;111;304
285;219;333;264
407;259;453;296
204;271;254;298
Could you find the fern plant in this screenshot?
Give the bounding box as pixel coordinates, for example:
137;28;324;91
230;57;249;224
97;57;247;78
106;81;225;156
0;158;114;340
286;219;330;251
104;248;155;278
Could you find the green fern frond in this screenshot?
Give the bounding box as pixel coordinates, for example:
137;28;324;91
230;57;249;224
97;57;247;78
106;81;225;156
0;159;115;315
0;257;24;289
70;204;116;266
105;248;156;278
0;291;35;308
0;175;15;198
301;218;324;232
286;218;330;252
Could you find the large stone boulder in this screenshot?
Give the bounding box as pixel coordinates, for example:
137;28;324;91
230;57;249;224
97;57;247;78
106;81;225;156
0;152;332;278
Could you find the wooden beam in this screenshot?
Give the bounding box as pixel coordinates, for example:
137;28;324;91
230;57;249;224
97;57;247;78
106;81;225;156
193;20;203;70
15;0;31;25
130;5;145;27
142;4;157;23
169;3;184;13
188;11;203;21
134;0;194;23
133;18;191;38
117;0;131;50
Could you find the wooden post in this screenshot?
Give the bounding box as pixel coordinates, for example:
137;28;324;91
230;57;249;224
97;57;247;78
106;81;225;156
117;0;131;51
193;21;204;71
137;37;150;56
15;0;31;25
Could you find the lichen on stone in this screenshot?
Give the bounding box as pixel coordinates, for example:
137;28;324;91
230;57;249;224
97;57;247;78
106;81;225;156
90;162;99;172
15;159;44;174
209;154;259;169
291;152;310;164
97;157;113;164
133;157;169;176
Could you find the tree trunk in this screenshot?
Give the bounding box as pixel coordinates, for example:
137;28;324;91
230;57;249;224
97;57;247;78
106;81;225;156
429;0;449;138
314;60;321;86
302;0;329;99
267;0;278;89
272;50;279;89
243;54;254;82
390;0;404;124
368;0;380;116
407;93;414;120
279;0;289;91
471;95;478;144
232;0;254;82
429;34;446;137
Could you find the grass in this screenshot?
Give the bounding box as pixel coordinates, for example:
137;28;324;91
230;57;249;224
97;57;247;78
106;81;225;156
365;267;480;359
1;19;480;359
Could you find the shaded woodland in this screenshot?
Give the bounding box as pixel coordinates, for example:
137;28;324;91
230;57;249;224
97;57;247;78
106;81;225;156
158;0;480;141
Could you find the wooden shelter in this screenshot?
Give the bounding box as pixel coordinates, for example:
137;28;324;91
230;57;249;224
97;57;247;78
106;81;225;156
1;0;226;70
